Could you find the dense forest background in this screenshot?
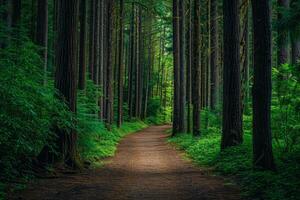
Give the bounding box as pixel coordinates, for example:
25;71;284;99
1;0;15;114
0;0;299;199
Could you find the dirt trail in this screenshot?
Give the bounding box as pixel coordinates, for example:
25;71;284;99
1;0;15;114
13;125;241;200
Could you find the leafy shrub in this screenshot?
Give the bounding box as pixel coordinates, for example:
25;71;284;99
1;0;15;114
0;41;73;183
272;64;300;152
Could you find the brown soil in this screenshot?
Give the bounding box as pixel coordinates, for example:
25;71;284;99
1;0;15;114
12;125;242;200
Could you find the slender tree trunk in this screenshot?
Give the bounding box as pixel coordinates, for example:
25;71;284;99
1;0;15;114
172;0;180;135
93;0;100;85
277;0;289;66
134;7;140;118
252;0;276;170
106;0;114;130
128;3;135;119
36;0;48;85
290;0;300;65
30;0;36;40
54;0;79;167
210;0;219;110
160;26;166;102
143;19;152;119
240;0;250;115
221;0;243;149
98;0;104;119
138;9;143;118
78;0;87;90
186;0;192;133
88;0;95;80
192;0;201;136
0;0;7;48
11;0;21;28
102;1;108;120
290;0;300;67
179;0;186;132
117;0;124;127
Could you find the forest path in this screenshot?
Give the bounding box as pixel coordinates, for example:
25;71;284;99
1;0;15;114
14;125;241;200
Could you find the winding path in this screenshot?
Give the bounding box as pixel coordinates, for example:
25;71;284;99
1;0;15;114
14;125;241;200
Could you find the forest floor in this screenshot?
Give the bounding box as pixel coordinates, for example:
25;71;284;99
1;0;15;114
11;125;241;200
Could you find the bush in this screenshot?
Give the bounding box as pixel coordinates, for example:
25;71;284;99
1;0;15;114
0;42;74;182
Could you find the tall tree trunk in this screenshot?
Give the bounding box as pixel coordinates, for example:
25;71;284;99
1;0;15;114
11;0;21;28
192;0;201;136
221;0;243;149
240;0;250;115
98;0;104;119
128;3;135;119
172;0;180;135
88;0;95;80
277;0;289;66
54;0;79;167
252;0;276;170
117;0;124;127
186;0;192;133
178;0;186;132
0;0;4;47
290;0;300;66
78;0;87;90
143;18;152;119
138;9;143;118
36;0;48;85
105;0;114;130
134;7;140;118
102;1;108;120
93;0;100;85
210;0;219;110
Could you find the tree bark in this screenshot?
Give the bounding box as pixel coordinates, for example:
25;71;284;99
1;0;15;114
88;0;95;80
277;0;289;66
105;0;114;130
93;0;100;85
252;0;276;170
172;0;180;135
240;0;250;115
98;0;104;119
54;0;79;167
192;0;201;136
221;0;243;149
128;3;135;119
78;0;87;90
11;0;21;28
179;0;186;132
117;0;124;127
290;0;300;65
210;0;219;110
186;0;192;132
36;0;48;85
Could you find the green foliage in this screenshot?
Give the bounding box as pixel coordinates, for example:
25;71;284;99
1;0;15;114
0;41;75;199
146;97;171;124
77;119;147;164
272;64;300;152
0;41;73;179
169;110;300;200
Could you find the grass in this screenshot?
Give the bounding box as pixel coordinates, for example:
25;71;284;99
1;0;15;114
168;129;300;200
78;120;148;165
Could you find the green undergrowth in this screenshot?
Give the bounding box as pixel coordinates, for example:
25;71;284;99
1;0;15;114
78;120;148;165
169;130;300;200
